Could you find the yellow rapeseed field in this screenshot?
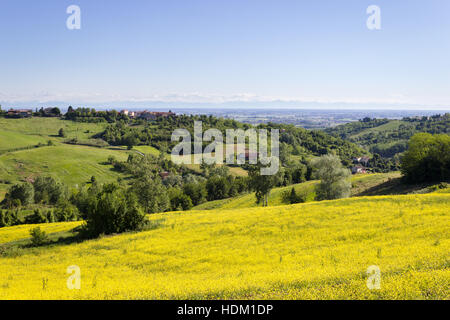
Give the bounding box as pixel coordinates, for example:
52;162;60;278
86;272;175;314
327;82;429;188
0;194;448;299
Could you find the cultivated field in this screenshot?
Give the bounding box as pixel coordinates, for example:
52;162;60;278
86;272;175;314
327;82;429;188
0;193;448;299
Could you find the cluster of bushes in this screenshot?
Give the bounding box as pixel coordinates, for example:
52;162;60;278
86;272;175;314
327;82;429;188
0;204;79;228
65;107;129;123
0;176;81;226
365;153;400;173
401;133;450;183
75;183;147;238
0;210;20;227
0;178;150;238
326;114;449;160
1;176;67;209
36;107;61;117
282;187;308;204
110;153;253;210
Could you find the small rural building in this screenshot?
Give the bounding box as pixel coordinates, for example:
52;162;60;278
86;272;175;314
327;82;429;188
7;109;32;118
159;171;170;180
352;165;367;174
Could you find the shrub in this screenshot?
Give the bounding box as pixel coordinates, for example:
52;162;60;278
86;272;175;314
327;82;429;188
24;209;48;224
107;156;116;164
0;210;7;227
58;128;66;138
168;188;193;211
81;188;147;238
46;210;55;223
0;210;21;227
206;176;231;201
54;200;79;222
29;227;49;246
282;187;307;204
182;182;207;206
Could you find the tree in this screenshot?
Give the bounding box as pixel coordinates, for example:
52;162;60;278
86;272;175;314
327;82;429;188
248;165;281;207
33;176;65;204
5;183;34;207
401;133;450;183
205;176;231;201
29;227;49;246
82;187;147;237
58;128;66;138
168;188;193;211
183;182;207;206
107;156;116;165
131;175;170;213
313;154;351;201
54;199;79;222
282;187;307;204
24;209;48;224
123;134;138;150
0;210;20;226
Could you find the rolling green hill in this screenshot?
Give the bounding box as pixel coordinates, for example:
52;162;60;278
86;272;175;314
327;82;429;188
0;118;107;151
0;144;131;198
0;118;130;200
193;172;402;210
325;114;449;158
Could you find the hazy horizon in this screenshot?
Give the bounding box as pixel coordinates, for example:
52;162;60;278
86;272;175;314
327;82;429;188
1;1;449;110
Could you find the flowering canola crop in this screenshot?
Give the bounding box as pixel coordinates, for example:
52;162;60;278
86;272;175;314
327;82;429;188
0;194;448;299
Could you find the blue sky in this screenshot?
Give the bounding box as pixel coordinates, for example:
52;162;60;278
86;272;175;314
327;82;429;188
0;0;449;109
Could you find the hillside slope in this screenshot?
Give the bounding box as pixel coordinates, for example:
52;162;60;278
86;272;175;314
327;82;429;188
193;172;402;210
0;193;448;299
0;118;131;199
324;114;449;157
0;144;131;199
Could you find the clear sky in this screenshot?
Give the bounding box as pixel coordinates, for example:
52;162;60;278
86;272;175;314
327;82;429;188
0;0;449;109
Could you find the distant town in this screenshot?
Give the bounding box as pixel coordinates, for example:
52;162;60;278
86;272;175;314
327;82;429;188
1;106;446;129
1;107;176;120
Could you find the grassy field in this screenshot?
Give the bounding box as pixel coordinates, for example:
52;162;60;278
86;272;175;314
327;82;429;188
0;118;106;150
350;120;405;139
133;145;161;156
0;118;133;199
0;193;448;299
0;144;131;198
193;173;403;210
0;129;49;153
